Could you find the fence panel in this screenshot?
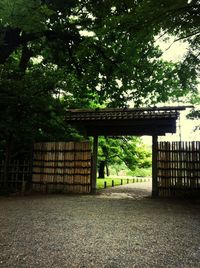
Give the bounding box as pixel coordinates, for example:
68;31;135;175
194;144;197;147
32;141;92;194
0;159;31;194
157;141;200;197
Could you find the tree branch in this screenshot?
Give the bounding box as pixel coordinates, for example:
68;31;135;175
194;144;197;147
161;31;200;56
0;28;21;64
0;26;82;64
92;44;120;67
19;42;33;73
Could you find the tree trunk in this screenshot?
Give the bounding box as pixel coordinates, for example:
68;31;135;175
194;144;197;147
2;140;12;194
106;162;110;177
98;161;105;178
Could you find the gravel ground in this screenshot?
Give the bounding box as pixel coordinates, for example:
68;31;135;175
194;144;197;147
1;181;200;268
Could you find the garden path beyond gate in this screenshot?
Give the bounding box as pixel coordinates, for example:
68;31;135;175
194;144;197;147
32;141;92;193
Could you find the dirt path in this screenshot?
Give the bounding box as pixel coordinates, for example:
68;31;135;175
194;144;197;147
1;183;200;268
98;180;152;199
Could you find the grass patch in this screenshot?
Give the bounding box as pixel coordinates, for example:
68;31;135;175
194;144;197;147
97;177;150;189
126;167;152;177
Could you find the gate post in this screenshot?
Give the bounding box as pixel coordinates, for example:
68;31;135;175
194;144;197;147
91;135;98;193
152;135;158;197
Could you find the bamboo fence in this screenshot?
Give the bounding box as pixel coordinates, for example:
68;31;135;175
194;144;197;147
32;141;92;193
157;141;200;197
0;159;31;193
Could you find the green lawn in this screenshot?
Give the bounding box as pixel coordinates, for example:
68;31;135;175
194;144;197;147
97;177;150;189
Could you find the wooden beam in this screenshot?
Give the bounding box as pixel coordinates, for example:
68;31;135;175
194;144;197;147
66;105;191;113
91;135;98;193
69;118;177;136
152;135;158;197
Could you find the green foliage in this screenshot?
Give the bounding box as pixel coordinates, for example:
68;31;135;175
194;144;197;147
0;0;199;104
186;96;200;133
98;137;151;176
0;60;81;154
0;0;53;32
0;0;199;156
126;167;152;177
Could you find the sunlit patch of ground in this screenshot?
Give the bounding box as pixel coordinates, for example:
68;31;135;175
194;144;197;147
97;180;152;200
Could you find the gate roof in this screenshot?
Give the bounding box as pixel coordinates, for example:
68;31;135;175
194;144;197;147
65;106;189;136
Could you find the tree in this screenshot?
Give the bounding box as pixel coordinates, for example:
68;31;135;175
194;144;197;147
1;0;199;132
0;59;82;190
0;0;199;187
186;94;200;134
98;137;151;178
0;0;199;105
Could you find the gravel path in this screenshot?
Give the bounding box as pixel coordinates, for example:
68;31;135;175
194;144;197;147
1;182;200;268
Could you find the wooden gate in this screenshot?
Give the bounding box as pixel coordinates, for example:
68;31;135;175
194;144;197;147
32;141;92;193
157;141;200;197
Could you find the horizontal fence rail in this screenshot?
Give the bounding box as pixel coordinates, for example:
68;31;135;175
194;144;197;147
32;141;92;194
157;141;200;197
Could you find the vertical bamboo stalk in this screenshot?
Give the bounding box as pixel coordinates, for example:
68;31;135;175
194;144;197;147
177;142;181;188
152;135;158;197
184;142;187;188
21;160;26;195
91;136;98;193
198;142;200;188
